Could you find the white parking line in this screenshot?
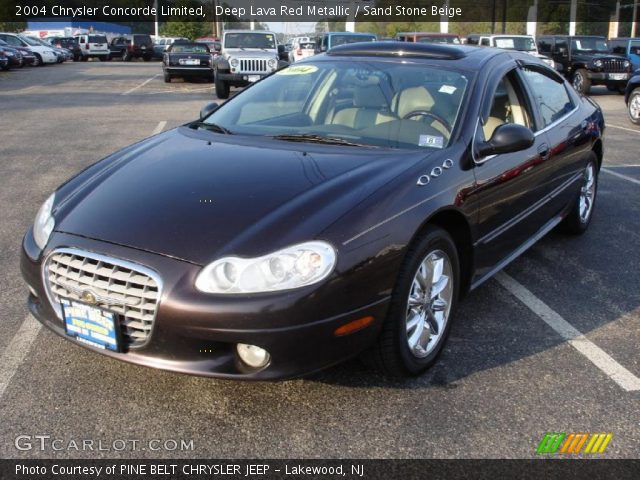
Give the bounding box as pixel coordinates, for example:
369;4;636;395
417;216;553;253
602;168;640;186
151;121;167;135
495;272;640;392
122;74;159;95
0;315;42;401
607;124;640;134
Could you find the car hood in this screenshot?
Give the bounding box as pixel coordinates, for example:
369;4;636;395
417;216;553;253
572;52;627;62
224;48;277;58
55;127;428;265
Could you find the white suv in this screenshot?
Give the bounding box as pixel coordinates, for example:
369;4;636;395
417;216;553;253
0;33;57;66
75;34;110;61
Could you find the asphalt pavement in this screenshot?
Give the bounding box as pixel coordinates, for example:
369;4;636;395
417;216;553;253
0;60;638;459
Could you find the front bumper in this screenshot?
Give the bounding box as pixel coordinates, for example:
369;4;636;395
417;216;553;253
164;66;213;77
587;71;630;84
217;71;270;85
21;231;389;380
41;53;58;64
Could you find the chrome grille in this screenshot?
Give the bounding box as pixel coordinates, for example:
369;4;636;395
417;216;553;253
602;59;627;73
239;59;267;73
44;250;161;349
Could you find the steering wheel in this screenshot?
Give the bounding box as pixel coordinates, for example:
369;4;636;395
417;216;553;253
402;110;452;133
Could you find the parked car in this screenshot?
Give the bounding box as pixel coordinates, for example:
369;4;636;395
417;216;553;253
213;30;286;99
21;42;604;380
163;42;213;83
289;40;315;63
0;43;24;68
0;40;36;66
0;33;57;66
315;32;377;53
625;71;640;125
609;37;640;71
108;34;153;61
537;35;631;94
153;37;189;59
395;32;461;44
74;34;110;61
28;36;69;62
473;34;555;68
45;37;81;61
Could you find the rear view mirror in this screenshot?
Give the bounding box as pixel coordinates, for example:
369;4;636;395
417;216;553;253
477;123;535;159
199;102;219;120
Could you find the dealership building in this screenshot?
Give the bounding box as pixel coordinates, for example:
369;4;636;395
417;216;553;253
23;21;131;39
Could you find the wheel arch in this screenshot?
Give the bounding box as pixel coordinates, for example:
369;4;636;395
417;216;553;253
409;208;474;298
592;138;603;171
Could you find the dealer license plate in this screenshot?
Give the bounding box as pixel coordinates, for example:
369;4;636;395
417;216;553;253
248;75;261;82
180;59;200;65
609;73;627;80
61;299;120;352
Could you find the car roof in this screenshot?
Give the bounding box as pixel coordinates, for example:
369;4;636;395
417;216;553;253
396;32;459;36
323;31;375;35
224;30;276;34
319;41;521;69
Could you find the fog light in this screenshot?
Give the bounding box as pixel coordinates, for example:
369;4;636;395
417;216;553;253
237;344;270;368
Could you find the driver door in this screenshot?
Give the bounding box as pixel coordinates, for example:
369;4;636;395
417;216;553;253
470;68;551;283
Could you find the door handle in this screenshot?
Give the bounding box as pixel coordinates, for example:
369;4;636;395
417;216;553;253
538;143;550;159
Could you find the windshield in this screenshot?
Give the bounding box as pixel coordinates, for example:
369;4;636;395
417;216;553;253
224;33;276;49
20;35;41;47
170;44;208;53
571;37;609;53
330;34;376;47
493;36;536;51
417;36;461;45
203;61;469;150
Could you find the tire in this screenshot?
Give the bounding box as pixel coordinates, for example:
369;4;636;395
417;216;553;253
629;88;640;125
362;226;460;377
571;69;591;95
32;53;42;67
143;55;152;62
215;73;229;99
81;56;88;62
122;50;131;62
99;56;108;62
560;153;598;234
163;71;171;83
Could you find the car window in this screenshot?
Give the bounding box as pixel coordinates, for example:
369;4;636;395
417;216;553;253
170;44;209;53
329;35;376;48
537;38;552;53
571;37;608;53
224;33;276;49
610;40;626;54
630;41;640;55
483;70;533;139
555;38;568;51
3;35;21;46
89;36;107;43
480;38;490;46
521;67;574;127
205;61;470;150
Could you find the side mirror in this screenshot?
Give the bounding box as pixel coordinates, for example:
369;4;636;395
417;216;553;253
477;123;535;158
199;102;219;120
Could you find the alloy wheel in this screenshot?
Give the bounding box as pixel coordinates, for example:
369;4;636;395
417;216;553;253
630;94;640;122
579;163;595;223
573;73;583;92
405;250;453;358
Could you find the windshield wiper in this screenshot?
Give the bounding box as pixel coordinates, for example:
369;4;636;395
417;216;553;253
190;121;233;135
269;134;368;147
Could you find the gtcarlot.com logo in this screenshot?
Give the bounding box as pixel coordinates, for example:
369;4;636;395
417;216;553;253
15;435;195;452
536;432;613;455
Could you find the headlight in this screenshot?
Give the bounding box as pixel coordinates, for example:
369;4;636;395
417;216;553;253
624;60;631;69
593;59;603;68
229;57;239;67
33;192;55;250
195;241;336;294
268;58;277;69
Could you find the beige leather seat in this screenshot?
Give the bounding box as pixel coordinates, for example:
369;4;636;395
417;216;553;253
392;86;450;137
331;85;395;129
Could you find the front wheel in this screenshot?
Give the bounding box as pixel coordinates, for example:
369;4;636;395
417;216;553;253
572;69;591;95
32;53;42;67
363;226;460;376
560;154;598;234
163;71;171;83
628;88;640;125
215;73;230;99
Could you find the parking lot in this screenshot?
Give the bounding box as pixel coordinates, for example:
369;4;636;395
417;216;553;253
0;60;639;459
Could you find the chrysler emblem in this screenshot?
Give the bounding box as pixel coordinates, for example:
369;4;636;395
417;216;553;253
81;290;98;305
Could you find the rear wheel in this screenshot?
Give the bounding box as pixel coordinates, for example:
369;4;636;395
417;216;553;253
572;68;591;95
81;55;88;62
628;88;640;125
163;71;171;83
560;153;598;234
122;50;131;62
363;226;459;376
143;55;152;62
99;56;108;62
215;72;230;99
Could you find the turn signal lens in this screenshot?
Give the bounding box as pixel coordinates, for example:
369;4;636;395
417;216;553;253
334;316;374;337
